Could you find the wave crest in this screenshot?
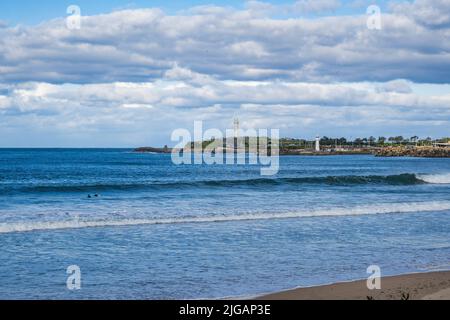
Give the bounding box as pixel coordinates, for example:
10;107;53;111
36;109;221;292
2;173;432;194
1;201;450;234
416;173;450;184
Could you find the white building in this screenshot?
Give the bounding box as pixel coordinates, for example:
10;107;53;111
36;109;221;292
233;118;240;138
315;135;320;152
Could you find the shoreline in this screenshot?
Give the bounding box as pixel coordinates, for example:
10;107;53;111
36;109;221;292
134;147;450;158
255;270;450;300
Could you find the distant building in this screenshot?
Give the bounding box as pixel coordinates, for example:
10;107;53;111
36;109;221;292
434;142;450;147
315;135;320;152
233;118;240;138
231;118;241;150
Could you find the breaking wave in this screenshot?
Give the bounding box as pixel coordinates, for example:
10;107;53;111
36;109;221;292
4;173;446;194
1;201;450;234
416;173;450;184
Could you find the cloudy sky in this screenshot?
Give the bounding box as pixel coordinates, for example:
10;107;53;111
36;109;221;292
0;0;449;147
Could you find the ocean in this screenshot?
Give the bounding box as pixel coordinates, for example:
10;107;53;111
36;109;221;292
0;148;449;299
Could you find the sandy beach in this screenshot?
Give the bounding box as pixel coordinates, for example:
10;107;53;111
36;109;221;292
257;271;450;300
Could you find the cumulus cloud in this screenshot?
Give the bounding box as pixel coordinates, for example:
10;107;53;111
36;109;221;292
246;0;342;16
2;76;449;112
0;2;449;84
391;0;450;29
2;79;449;147
292;0;342;13
0;1;449;146
376;79;412;94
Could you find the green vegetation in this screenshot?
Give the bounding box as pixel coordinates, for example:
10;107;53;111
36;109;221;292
186;136;450;151
281;136;450;149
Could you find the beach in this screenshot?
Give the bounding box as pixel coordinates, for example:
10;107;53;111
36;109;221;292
258;271;450;300
2;0;450;304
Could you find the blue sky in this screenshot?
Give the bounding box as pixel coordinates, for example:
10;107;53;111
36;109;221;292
1;0;228;24
0;0;393;25
2;0;267;24
0;0;449;147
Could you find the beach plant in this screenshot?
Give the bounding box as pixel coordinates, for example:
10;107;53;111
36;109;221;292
400;292;410;300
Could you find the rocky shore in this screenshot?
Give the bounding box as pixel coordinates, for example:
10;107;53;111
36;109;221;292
134;146;373;156
374;146;450;158
280;150;373;156
134;146;172;153
134;145;450;158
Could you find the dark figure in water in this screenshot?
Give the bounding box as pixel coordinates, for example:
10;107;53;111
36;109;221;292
88;194;92;198
94;194;99;197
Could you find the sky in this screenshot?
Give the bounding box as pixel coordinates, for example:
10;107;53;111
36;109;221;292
0;0;394;24
0;0;449;147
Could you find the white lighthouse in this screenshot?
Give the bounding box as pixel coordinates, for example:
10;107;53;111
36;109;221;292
315;135;320;152
233;118;240;150
233;118;240;138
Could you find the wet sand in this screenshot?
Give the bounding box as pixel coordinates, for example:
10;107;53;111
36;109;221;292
257;271;450;300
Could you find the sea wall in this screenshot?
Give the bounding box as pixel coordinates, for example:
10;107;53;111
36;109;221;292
374;146;450;158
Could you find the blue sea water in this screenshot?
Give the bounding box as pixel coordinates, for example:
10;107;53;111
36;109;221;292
0;148;449;299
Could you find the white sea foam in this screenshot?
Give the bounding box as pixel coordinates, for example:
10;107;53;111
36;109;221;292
417;173;450;184
1;201;450;234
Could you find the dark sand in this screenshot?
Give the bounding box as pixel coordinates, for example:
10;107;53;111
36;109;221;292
257;271;450;300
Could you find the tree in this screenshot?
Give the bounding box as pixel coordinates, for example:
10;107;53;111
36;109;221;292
394;136;404;144
378;136;386;145
338;137;347;146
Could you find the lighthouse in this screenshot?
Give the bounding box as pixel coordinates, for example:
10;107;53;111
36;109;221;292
233;118;240;150
233;118;240;138
315;135;320;152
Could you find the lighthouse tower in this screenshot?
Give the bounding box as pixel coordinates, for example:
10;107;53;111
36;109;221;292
233;118;240;138
315;135;320;152
233;118;240;150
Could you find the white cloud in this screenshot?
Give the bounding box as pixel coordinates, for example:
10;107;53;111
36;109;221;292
376;79;412;94
0;3;449;84
1;76;449;117
0;1;449;146
293;0;341;13
391;0;450;29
